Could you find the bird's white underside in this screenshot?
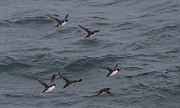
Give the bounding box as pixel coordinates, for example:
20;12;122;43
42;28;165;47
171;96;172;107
109;70;118;76
45;86;55;92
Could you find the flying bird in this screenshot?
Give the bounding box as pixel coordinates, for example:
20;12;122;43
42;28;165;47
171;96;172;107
37;74;56;93
96;88;113;96
79;25;100;38
58;72;82;88
49;14;69;27
99;64;120;77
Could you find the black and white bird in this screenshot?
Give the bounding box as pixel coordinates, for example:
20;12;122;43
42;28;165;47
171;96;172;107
58;72;82;88
49;14;69;27
37;74;56;93
99;64;120;77
79;25;100;38
96;88;113;96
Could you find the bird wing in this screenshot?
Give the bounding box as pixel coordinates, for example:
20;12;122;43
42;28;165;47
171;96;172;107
79;25;91;33
114;64;118;69
96;90;103;96
49;15;61;22
58;72;70;83
106;91;113;96
50;74;56;85
106;73;111;77
37;79;49;89
64;14;69;20
73;79;82;83
93;30;100;33
99;66;113;71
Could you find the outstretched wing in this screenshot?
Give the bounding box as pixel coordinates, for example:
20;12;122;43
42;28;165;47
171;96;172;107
79;25;91;33
99;66;113;71
114;64;118;69
106;91;114;96
93;30;100;33
50;74;56;85
49;15;61;22
64;14;69;20
73;79;82;83
96;90;103;96
37;79;49;89
58;72;70;83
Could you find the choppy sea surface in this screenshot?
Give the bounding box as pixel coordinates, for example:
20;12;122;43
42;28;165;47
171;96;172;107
0;0;180;108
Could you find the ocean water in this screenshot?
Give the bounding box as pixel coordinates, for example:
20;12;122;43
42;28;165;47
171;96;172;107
0;0;180;108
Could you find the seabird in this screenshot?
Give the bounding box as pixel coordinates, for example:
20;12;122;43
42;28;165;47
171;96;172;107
58;72;82;88
99;64;120;77
96;88;113;96
37;74;56;93
79;25;100;38
49;14;69;27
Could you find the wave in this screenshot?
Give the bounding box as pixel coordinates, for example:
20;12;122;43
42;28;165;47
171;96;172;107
111;21;141;31
0;62;30;72
0;21;11;27
123;66;143;71
83;0;120;7
6;16;51;27
143;1;179;14
26;47;52;52
125;71;158;79
1;92;43;99
63;54;124;72
0;56;31;72
76;38;102;46
141;25;178;36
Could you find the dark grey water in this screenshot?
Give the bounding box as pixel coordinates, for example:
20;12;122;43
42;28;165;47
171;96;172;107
0;0;180;108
